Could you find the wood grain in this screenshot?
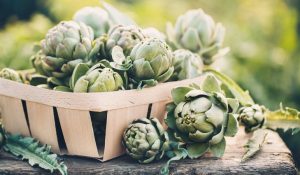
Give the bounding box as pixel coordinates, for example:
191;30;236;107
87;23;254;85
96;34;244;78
0;128;297;175
0;76;203;112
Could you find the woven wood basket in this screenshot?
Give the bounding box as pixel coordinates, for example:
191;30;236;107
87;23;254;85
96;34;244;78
0;76;203;161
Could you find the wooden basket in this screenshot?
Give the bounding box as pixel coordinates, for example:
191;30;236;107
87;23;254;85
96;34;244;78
0;76;203;161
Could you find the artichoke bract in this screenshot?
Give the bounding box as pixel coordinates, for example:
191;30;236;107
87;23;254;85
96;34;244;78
106;25;146;57
166;9;228;65
36;21;94;78
130;38;174;87
238;104;266;132
71;63;123;92
170;49;203;81
165;74;239;158
73;7;110;38
122;118;169;163
0;68;23;83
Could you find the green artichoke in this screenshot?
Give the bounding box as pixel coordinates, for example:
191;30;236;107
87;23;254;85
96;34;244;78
122;117;169;163
0;68;23;83
166;9;228;65
0;123;4;149
71;63;123;92
35;21;94;78
73;7;110;38
106;25;146;57
170;49;203;81
238;104;266;132
129;38;174;87
165;74;239;158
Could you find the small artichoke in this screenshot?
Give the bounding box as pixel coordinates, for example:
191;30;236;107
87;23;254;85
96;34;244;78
130;38;174;87
122;117;169;163
0;68;23;83
73;7;110;38
238;104;266;132
166;9;228;65
106;25;146;57
71;63;123;92
165;75;239;158
170;49;203;81
35;21;94;78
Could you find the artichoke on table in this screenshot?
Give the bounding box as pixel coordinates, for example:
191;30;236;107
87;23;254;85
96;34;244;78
165;74;239;158
122;117;169;163
238;104;266;132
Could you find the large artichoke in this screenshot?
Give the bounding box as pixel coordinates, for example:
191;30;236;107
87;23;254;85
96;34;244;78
122;117;169;163
129;38;174;87
165;74;239;158
73;7;110;38
170;49;203;81
71;63;123;92
238;104;266;132
0;68;23;83
34;21;94;78
166;9;228;65
106;25;146;57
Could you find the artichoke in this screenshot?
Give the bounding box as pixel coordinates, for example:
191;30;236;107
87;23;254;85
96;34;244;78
34;21;94;78
165;74;239;158
142;27;166;41
130;38;174;87
73;7;111;38
71;63;123;92
106;25;146;57
238;104;266;132
170;49;203;81
122;117;169;163
166;9;228;65
0;68;23;83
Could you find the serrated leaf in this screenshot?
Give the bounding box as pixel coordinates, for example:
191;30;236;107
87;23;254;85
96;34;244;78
210;138;226;157
3;134;67;175
224;114;239;137
241;129;268;162
186;142;209;159
265;104;300;132
171;87;193;105
201;74;221;93
204;68;254;106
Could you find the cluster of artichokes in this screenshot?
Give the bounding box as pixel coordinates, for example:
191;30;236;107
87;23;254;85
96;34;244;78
0;3;229;92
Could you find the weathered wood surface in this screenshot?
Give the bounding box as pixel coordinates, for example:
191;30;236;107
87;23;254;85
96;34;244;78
0;128;297;175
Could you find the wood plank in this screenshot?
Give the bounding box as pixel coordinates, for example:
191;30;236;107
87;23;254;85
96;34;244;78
103;105;149;161
0;77;204;112
26;102;60;153
56;108;99;158
0;128;297;175
0;95;30;136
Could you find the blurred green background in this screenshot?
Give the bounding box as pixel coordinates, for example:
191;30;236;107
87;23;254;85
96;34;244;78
0;0;299;167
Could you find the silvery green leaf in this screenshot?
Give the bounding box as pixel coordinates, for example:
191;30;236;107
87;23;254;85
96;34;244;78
224;114;239;137
111;46;126;65
241;129;268;162
70;63;89;89
171;87;193;105
200;74;221;93
186;142;209;159
210;138;226;158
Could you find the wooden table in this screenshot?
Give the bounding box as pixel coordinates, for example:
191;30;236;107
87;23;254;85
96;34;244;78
0;128;297;175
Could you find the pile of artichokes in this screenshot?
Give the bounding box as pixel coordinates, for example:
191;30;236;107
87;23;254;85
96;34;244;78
0;2;228;92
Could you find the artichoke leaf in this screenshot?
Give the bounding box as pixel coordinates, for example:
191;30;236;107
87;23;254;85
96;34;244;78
200;74;222;93
210;137;226;158
171;87;193;105
224;114;239;137
186;142;209;159
70;63;89;89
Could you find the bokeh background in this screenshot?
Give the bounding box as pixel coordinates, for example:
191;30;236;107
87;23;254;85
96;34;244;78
0;0;299;167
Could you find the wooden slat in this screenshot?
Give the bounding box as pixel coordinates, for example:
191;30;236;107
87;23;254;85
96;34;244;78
103;105;149;161
0;95;30;136
56;108;99;158
26;101;60;153
0;77;204;112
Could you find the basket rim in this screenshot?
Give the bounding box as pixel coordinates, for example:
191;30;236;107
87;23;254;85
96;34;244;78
0;76;203;112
